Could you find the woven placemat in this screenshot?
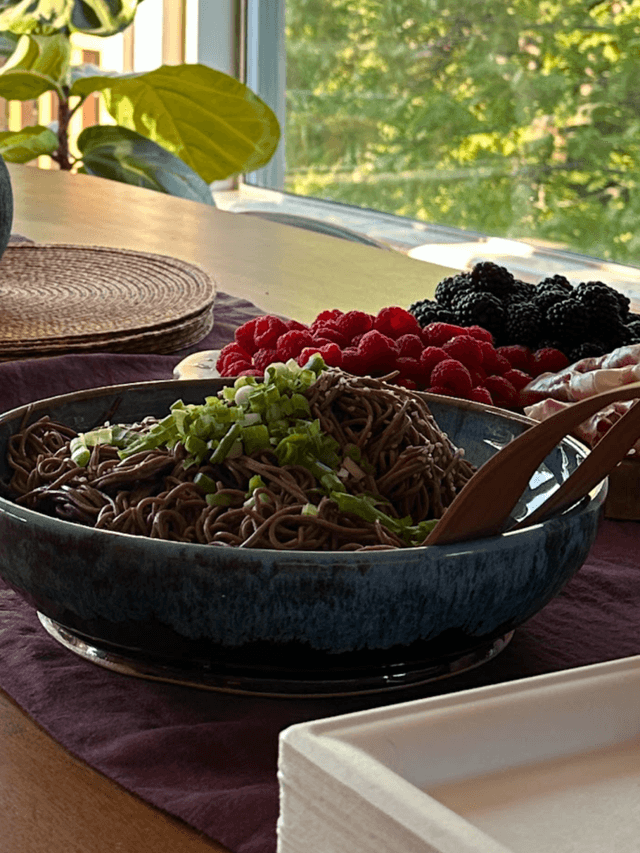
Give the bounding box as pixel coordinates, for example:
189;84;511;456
0;243;216;358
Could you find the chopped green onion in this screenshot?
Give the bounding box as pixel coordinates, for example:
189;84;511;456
69;436;90;467
242;424;270;455
184;434;208;461
206;492;234;507
209;422;242;464
193;472;218;494
247;475;266;493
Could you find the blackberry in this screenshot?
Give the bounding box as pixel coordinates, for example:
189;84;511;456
544;298;591;346
534;287;569;314
616;290;631;320
626;319;640;338
586;306;628;351
434;273;473;309
575;281;625;317
504;279;536;305
567;341;609;362
504;301;542;347
469;261;516;301
409;298;457;327
453;291;506;340
538;274;573;293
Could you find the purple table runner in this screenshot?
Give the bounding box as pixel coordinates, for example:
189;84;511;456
0;291;639;853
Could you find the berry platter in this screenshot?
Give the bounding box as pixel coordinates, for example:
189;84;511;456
180;261;640;521
215;308;570;412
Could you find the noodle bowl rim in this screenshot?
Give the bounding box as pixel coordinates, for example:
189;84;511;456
0;377;596;557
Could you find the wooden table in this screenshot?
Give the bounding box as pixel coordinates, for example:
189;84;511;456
9;164;454;324
1;164;456;853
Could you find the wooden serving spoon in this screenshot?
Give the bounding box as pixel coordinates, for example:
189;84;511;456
424;379;640;546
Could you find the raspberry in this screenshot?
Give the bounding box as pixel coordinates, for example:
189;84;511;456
336;310;374;340
396;333;424;359
396;378;418;390
469;367;487;387
341;347;366;374
469;386;494;406
216;343;252;375
317;342;343;367
234;317;261;355
478;340;510;375
531;347;570;376
419;346;448;379
374;306;421;339
307;337;333;349
309;322;348;347
483;375;518;408
237;368;263;377
429;359;473;397
396;356;423;384
496;345;533;373
285;319;308;332
218;341;251;364
427;385;458;398
422;322;466;347
254;315;289;350
218;357;251;377
252;347;278;372
493;354;512;375
503;369;532;392
357;329;397;373
464;325;494;344
312;309;343;325
442;334;484;369
275;329;313;361
297;347;323;367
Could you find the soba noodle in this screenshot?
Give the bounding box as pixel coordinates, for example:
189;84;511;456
5;369;475;551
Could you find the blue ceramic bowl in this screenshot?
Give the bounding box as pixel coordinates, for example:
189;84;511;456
0;379;606;693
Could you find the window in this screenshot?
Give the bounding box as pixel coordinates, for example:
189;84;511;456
239;0;640;285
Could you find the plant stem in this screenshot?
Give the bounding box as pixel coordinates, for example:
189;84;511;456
52;86;73;170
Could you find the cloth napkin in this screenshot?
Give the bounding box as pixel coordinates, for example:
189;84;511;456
0;288;639;853
1;523;639;853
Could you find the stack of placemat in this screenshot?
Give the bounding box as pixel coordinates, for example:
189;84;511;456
0;243;216;359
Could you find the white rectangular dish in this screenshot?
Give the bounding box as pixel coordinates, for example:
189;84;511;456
278;656;640;853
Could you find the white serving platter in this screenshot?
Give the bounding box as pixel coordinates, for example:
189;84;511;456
277;656;640;853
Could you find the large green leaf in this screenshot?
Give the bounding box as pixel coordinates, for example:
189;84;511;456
0;67;59;98
0;0;143;36
0;32;69;82
0;123;57;161
97;64;281;182
69;61;129;93
77;124;215;206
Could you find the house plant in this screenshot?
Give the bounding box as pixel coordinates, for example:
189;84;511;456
0;0;280;205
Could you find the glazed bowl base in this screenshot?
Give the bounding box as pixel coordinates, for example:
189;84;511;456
38;613;513;698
